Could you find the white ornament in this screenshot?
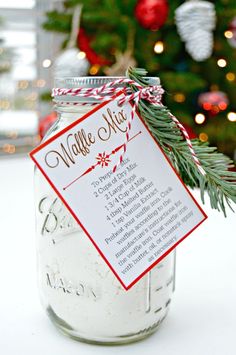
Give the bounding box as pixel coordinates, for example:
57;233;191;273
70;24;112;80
175;0;216;62
53;5;90;78
54;48;89;77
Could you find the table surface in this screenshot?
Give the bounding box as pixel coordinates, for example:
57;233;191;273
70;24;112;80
0;156;235;355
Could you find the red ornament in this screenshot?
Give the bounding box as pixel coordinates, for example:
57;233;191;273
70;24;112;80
228;17;236;48
39;111;57;139
182;123;197;140
77;28;111;66
198;91;229;115
135;0;169;31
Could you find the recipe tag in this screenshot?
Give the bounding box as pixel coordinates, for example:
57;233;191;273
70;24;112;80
30;92;207;290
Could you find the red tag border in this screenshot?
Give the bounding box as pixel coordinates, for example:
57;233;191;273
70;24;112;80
30;92;207;290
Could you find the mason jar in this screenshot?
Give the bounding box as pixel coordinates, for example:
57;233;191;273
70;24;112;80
34;76;176;345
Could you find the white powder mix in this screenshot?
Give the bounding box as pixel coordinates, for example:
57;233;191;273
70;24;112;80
36;182;175;342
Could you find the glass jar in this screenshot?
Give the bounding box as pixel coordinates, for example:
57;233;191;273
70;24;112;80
35;77;176;345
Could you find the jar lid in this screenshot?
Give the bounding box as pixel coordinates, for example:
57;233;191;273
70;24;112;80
54;76;160;103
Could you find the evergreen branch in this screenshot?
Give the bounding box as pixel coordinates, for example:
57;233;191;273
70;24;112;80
127;67;236;216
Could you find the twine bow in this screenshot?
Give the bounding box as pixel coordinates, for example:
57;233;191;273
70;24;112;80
52;78;205;176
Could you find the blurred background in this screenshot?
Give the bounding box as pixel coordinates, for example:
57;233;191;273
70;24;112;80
0;0;235;159
1;4;236;351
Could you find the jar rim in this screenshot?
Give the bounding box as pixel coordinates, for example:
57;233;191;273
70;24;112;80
54;76;160;89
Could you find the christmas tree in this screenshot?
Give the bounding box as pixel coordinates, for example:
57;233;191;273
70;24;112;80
43;0;236;158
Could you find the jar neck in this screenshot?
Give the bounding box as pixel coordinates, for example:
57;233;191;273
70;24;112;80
56;103;99;123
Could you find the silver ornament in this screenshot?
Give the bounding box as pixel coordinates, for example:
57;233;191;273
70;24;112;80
53;5;90;78
175;0;216;61
54;48;89;77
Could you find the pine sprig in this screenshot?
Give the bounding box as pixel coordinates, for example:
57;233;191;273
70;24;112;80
127;67;236;216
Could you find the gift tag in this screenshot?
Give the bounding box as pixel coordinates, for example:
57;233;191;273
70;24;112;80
30;92;207;290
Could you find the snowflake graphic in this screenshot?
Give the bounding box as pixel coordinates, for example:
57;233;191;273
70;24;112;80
96;152;111;167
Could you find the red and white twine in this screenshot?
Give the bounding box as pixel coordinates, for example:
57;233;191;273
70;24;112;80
52;78;205;176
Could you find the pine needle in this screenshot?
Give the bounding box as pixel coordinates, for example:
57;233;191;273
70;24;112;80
127;67;236;216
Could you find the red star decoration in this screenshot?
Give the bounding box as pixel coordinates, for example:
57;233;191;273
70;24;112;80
96;152;111;167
